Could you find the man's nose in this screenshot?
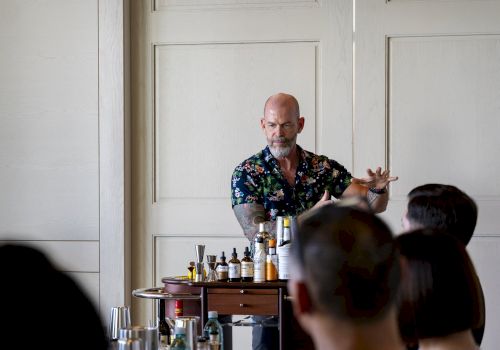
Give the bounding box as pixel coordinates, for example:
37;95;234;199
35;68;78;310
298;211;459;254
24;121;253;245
276;125;285;136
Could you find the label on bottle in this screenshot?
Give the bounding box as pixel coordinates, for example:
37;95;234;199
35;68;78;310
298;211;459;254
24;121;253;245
216;264;229;281
277;244;292;280
228;262;241;279
253;246;266;283
241;261;254;278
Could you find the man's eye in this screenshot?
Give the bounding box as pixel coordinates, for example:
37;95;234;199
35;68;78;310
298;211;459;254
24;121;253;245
268;124;276;128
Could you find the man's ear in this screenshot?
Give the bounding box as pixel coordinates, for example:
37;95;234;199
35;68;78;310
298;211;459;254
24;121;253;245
260;117;266;130
289;279;313;315
297;116;305;132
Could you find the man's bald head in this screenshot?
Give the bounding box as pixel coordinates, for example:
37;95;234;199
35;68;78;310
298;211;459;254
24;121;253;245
264;93;300;119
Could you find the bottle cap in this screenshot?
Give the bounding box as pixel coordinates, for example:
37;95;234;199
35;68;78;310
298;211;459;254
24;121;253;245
232;247;237;258
268;239;276;248
220;251;226;260
244;246;250;257
284;217;290;227
208;310;218;319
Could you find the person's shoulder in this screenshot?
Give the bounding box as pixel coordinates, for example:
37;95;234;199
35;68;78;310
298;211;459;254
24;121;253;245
301;147;339;164
232;149;266;173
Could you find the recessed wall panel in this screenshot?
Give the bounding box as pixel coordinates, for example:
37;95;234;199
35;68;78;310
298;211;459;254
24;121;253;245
388;35;500;199
155;0;318;11
156;41;317;199
0;0;99;240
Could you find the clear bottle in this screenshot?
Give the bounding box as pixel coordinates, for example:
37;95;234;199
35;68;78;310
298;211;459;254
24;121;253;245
253;235;266;283
277;217;292;280
216;251;229;282
241;246;254;282
258;222;272;253
171;326;190;350
228;248;241;282
276;216;284;247
266;238;278;281
203;310;224;350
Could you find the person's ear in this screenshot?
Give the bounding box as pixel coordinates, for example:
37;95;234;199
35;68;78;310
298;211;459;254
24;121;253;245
260;117;266;130
297;117;305;133
288;279;313;315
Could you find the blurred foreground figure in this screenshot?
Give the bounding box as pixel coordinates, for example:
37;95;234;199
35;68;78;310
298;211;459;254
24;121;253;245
0;244;108;350
401;183;485;345
397;229;483;350
288;204;405;350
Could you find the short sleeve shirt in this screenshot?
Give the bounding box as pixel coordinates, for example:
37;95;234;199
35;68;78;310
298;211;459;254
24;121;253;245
231;145;353;221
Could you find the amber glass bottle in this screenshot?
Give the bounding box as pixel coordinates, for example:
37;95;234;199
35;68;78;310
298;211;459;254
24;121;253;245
228;248;241;282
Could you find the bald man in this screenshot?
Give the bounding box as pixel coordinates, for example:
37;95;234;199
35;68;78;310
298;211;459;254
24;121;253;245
231;92;398;242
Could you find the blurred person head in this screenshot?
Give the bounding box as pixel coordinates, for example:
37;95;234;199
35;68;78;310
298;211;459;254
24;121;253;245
402;183;478;245
288;204;404;350
396;229;483;350
0;243;108;350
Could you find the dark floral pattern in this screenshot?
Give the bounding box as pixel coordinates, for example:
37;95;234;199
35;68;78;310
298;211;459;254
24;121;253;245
231;146;352;221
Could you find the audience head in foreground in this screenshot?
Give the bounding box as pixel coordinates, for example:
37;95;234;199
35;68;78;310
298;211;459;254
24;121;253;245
402;183;485;346
0;244;108;350
288;204;404;350
397;229;482;350
402;183;478;245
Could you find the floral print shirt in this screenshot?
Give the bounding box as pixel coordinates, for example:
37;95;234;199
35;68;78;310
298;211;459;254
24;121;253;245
231;145;353;221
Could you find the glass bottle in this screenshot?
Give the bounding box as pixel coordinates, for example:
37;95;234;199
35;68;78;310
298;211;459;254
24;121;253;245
276;216;284;247
258;222;272;253
266;238;278;281
228;248;241;282
253;235;266;283
203;310;224;350
216;251;229;282
241;246;254;282
277;216;292;280
158;300;171;346
171;326;190;350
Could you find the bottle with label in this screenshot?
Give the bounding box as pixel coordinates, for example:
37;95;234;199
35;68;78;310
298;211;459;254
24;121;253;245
253;234;266;283
277;216;292;280
171;326;190;350
228;248;241;282
241;246;254;282
258;222;272;254
266;238;278;281
175;300;183;317
158;299;171;346
276;216;284;247
216;251;229;282
203;310;224;350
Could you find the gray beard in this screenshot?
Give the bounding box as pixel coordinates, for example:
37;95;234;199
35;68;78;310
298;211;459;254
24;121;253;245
269;145;292;159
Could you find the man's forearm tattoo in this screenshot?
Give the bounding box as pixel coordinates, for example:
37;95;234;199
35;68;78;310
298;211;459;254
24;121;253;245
233;203;266;241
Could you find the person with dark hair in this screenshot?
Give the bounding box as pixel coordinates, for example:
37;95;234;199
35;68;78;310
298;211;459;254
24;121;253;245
401;183;485;345
0;244;108;350
402;183;478;245
288;204;405;350
396;229;483;350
